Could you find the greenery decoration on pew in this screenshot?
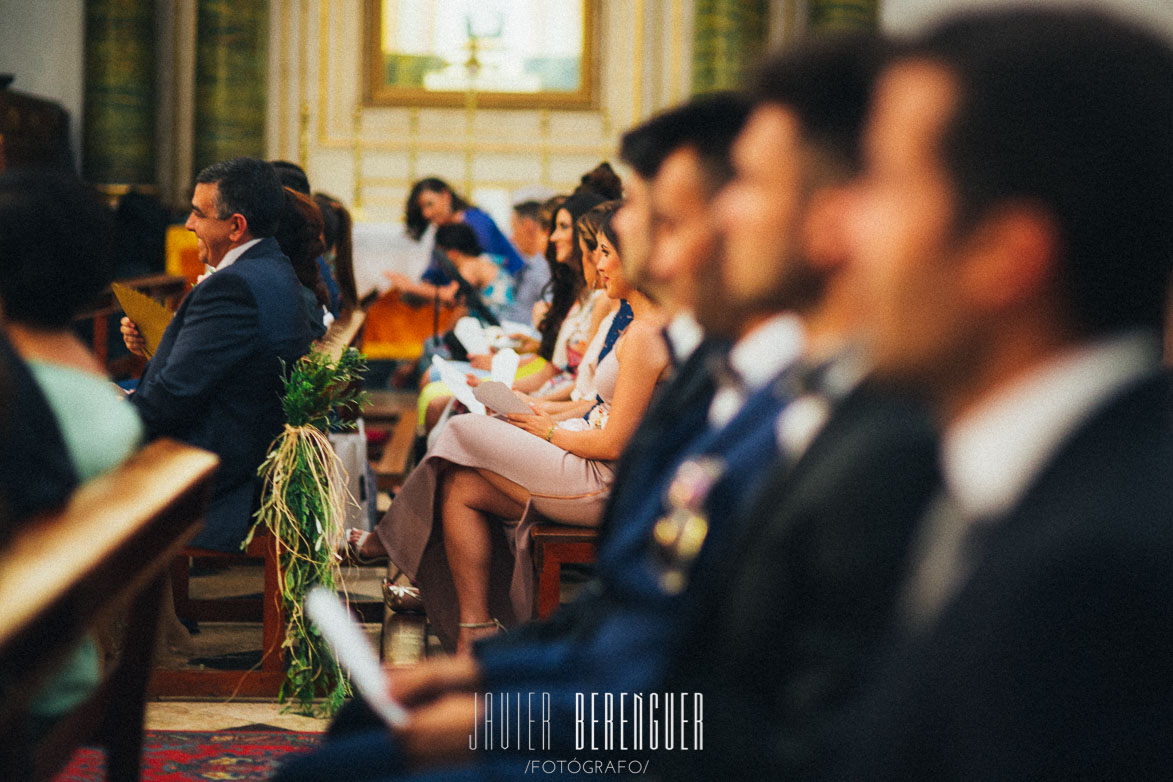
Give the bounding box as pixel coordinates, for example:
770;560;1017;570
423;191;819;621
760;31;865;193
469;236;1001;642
246;347;369;717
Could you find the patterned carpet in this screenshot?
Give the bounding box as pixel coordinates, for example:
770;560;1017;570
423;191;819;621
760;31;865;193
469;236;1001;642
53;728;322;781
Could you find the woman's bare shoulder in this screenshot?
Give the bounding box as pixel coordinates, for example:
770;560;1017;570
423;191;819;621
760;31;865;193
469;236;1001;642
618;321;670;367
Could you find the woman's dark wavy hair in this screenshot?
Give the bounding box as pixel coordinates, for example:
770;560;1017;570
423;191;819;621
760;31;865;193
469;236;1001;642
598;203;623;257
404;177;471;241
577;200;621;254
536;191;606;360
275;188;330;308
313;192;359;309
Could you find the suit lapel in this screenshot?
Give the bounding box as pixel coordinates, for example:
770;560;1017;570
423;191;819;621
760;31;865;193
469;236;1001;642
931;370;1173;628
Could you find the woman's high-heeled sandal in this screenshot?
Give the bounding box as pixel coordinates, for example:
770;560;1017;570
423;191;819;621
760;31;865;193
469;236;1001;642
382;579;425;614
337;529;389;566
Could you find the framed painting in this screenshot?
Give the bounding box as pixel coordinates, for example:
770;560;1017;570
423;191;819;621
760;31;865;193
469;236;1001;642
363;0;597;109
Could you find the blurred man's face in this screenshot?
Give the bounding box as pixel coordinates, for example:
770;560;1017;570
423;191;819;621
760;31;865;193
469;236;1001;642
849;60;976;389
612;174;653;286
713;105;818;315
510;213;542;257
647;147;715;315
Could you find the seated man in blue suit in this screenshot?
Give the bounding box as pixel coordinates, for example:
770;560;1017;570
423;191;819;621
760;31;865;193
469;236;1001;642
122;157;316;552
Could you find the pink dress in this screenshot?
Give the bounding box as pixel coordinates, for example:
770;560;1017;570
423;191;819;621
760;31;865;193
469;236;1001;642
376;346;621;651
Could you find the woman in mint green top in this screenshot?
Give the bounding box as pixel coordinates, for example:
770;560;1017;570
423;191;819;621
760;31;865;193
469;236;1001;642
0;170;145;733
27;361;143;480
23;361;143;726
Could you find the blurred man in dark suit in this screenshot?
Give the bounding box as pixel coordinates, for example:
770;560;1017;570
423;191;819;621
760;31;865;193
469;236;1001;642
650;35;941;782
123;157;316;551
836;9;1173;780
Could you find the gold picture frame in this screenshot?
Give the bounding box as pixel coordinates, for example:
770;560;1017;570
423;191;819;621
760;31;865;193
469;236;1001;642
363;0;597;109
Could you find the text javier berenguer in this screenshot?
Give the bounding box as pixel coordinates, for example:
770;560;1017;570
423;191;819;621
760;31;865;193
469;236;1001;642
468;692;703;752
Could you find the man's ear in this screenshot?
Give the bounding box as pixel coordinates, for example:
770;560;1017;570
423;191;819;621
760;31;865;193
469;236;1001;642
960;201;1061;310
227;213;249;243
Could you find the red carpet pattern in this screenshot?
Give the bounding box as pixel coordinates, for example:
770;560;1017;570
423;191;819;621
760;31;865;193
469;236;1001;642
53;729;322;781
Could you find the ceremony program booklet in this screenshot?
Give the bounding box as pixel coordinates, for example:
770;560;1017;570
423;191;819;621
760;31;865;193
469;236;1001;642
112;282;174;358
472;381;533;415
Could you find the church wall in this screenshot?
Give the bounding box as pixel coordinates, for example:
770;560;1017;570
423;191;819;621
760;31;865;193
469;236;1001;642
264;0;700;228
0;0;86;168
2;0;1167;205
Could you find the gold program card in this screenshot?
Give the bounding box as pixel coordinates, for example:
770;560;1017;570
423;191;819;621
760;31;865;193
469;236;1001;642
112;282;175;358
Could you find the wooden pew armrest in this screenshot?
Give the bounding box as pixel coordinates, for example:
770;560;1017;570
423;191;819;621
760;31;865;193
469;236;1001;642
0;438;218;695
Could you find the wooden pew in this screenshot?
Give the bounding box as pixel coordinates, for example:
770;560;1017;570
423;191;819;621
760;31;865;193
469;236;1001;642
156;308;378;698
531;524;600;619
0;439;218;782
366;390;420;492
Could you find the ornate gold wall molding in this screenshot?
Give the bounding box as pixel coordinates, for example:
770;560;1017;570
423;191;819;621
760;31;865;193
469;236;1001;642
271;0;692;219
808;0;879;33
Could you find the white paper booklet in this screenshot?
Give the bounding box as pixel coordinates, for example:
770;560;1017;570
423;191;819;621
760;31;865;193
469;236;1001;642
432;355;487;415
453;316;491;356
490;348;520;386
473;380;533;415
304;587;410;729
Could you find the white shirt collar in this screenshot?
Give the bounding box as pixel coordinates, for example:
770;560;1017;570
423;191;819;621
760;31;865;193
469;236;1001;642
943;331;1159;520
665;310;704;364
204;237;263;277
729;313;805;392
707;313;805;429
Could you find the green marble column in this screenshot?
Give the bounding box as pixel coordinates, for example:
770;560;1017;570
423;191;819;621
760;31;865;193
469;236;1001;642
808;0;879;33
193;0;267;173
691;0;769;94
83;0;157;187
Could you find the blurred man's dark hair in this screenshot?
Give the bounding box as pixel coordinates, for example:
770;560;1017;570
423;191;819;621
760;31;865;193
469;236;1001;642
435;222;483;257
512;200;542;222
0;169;113;328
620;91;752;193
751;33;889;176
905;9;1173;335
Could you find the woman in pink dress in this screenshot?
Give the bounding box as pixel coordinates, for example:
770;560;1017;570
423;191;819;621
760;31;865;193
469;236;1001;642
354;209;669;652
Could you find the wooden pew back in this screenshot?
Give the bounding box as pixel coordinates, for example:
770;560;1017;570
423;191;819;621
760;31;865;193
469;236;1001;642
0;439;218;781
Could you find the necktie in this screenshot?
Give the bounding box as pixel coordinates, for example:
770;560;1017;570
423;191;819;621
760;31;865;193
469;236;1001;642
707;354;745;429
899;491;990;630
773;353;860;463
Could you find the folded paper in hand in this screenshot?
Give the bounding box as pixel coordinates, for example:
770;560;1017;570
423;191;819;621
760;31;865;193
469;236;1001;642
112;282;175;358
490;348;520;386
431;355;487;415
305;587;409;728
472;381;533;415
453;316;490;355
